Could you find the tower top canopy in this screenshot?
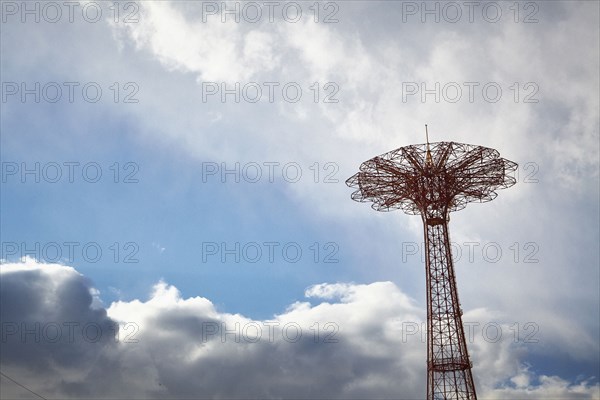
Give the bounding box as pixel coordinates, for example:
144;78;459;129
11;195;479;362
346;141;518;215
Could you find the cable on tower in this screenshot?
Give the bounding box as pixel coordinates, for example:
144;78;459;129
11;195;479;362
0;370;48;400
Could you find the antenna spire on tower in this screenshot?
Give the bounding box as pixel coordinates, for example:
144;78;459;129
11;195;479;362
425;124;433;166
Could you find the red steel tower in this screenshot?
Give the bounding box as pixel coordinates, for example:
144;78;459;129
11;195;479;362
346;127;517;399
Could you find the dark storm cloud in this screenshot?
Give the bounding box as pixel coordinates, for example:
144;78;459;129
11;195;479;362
1;260;597;399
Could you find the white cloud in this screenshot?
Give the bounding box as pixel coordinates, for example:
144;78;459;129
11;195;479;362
1;259;598;399
113;2;279;82
101;1;598;226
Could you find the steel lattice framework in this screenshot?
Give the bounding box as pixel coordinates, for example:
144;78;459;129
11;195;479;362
346;138;517;400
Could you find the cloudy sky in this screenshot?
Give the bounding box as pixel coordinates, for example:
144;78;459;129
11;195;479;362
1;1;599;398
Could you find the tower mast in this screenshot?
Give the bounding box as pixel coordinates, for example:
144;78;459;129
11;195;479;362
346;130;517;399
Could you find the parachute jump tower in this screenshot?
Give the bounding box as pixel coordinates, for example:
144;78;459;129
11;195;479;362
346;126;517;399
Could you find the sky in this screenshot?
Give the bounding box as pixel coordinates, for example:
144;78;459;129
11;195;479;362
1;1;599;399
